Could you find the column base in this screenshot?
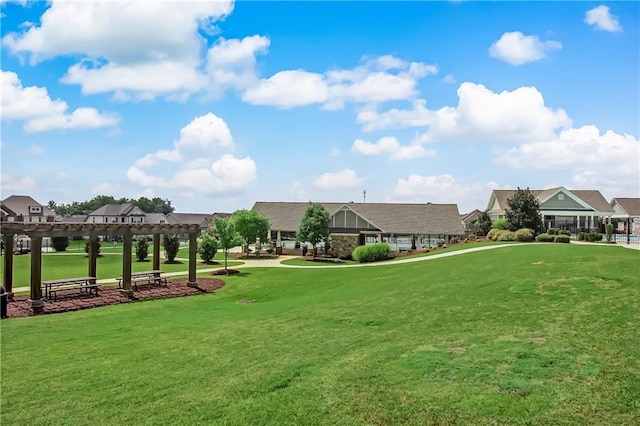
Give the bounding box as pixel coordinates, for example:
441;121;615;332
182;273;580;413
187;281;199;288
30;299;44;314
120;289;134;297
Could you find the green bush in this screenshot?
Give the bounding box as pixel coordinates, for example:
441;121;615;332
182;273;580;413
491;219;507;230
487;229;501;240
135;237;149;262
84;240;101;255
605;223;614;242
554;235;571;243
587;232;603;242
578;232;586;241
496;230;515;241
51;236;69;252
352;243;391;263
163;234;180;262
558;229;571;236
547;228;559;235
198;233;218;263
535;234;555;242
514;228;534;242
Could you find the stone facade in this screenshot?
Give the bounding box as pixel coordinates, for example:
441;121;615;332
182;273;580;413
330;234;359;258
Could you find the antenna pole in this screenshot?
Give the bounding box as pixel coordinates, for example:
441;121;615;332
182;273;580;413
363;190;366;203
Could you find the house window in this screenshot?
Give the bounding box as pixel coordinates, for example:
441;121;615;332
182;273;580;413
558;194;564;201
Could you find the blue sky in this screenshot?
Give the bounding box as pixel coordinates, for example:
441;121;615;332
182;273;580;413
1;0;638;214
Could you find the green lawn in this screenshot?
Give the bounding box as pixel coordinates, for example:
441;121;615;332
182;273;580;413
1;250;242;287
2;244;639;425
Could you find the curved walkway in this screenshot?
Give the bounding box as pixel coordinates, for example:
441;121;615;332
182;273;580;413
11;242;637;294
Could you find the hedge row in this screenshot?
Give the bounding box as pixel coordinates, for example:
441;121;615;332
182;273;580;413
578;232;603;242
535;234;570;243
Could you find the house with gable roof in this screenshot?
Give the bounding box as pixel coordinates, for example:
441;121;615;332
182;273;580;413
610;198;640;239
252;201;464;256
86;203;147;224
0;195;55;223
487;187;615;233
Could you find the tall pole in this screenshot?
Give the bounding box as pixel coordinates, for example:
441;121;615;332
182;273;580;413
363;189;366;203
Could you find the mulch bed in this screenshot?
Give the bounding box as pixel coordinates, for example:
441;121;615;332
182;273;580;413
5;278;225;318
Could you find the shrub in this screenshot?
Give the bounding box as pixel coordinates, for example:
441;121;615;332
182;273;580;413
450;237;460;245
487;229;501;240
198;232;218;263
578;232;586;241
558;229;571;236
491;219;507;230
588;232;603;242
605;223;614;242
547;228;559;235
84;239;101;256
51;236;69;252
135;236;149;262
535;234;555;242
496;230;515;241
352;243;391;263
554;235;571;243
514;228;534;242
163;234;180;262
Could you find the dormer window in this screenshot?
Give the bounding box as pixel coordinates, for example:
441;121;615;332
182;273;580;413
558;194;564;201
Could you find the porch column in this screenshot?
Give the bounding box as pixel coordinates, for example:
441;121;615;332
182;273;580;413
29;236;43;313
3;234;14;298
276;230;282;247
88;235;98;278
152;233;161;271
627;217;631;244
187;231;198;287
121;230;133;295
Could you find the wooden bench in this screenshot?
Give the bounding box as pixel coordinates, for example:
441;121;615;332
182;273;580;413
42;277;99;302
117;270;168;291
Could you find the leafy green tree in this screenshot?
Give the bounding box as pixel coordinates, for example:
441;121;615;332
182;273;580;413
212;217;244;271
298;202;331;259
505;188;544;234
162;234;180;263
198;231;219;263
51;236;69;252
232;209;270;253
605;223;614;243
491;218;507;230
474;211;492;236
135;236;149;262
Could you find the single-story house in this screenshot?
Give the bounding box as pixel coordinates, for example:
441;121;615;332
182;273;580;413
166;212;213;229
610;198;640;237
252;201;465;256
487;187;615;233
460;209;482;235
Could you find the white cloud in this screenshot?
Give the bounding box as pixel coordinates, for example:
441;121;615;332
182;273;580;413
415;82;571;144
495;125;639;195
244;55;438;109
242;70;329;108
2;1;237;100
390;174;510;212
313;169;363;190
1;70;120;132
390;145;434;161
357;99;432;132
128;113;258;195
442;74;456;84
585;5;622;32
1;173;36;193
329;146;340;157
489;31;562;66
351;136;399;156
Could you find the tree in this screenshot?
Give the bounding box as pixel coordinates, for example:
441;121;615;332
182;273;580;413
297;202;331;259
474;211;492;236
212;217;244;271
198;231;218;263
135;236;149;262
232;209;270;253
163;234;180;263
51;236;69;252
504;188;544;234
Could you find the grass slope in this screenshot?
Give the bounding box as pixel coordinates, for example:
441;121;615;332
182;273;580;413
1;245;639;425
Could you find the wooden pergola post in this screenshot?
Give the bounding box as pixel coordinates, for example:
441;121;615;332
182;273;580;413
121;230;133;295
153;233;161;271
187;230;198;287
88;235;98;279
29;236;44;313
3;234;14;298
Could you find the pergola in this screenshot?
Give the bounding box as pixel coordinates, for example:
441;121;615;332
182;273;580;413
1;222;204;313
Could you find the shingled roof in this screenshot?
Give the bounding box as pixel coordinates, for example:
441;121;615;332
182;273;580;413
489;188;614;214
611;198;640;217
1;195;55;217
252;202;464;235
87;203;145;217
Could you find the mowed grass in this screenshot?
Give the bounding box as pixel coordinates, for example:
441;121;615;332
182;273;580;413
1;244;639;425
0;250;242;287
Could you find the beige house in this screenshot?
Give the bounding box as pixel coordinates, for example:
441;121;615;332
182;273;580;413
487;187;614;233
610;198;640;240
0;195;56;224
252;201;464;256
86;203;147;224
